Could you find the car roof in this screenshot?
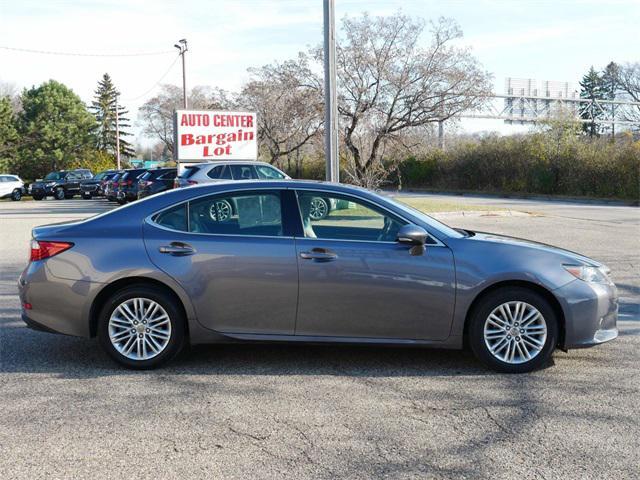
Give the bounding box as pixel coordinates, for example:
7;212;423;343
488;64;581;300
185;161;278;168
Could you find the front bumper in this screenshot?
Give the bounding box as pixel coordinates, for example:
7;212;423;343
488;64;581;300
81;184;99;195
555;279;618;349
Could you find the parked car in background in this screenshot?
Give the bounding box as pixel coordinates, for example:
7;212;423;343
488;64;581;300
174;161;289;189
115;168;148;205
97;171;120;197
19;180;618;371
137;168;177;200
80;170;117;199
30;169;93;200
103;171;124;202
0;174;25;201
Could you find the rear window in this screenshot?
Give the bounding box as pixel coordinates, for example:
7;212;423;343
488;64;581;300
229;164;257;180
140;171;153;180
179;166;200;179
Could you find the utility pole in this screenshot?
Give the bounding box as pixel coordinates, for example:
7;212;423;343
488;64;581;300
115;95;121;170
323;0;339;182
174;39;188;109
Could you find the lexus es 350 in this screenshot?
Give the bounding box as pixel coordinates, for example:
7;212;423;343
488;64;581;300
18;180;618;372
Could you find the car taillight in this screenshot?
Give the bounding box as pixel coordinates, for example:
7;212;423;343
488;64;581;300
127;180;133;186
30;240;73;261
113;182;119;187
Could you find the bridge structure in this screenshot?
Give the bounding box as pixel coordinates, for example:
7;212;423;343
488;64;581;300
438;77;640;148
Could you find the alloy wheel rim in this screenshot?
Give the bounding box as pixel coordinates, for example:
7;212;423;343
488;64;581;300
483;301;547;364
309;198;328;220
209;200;232;221
108;298;172;361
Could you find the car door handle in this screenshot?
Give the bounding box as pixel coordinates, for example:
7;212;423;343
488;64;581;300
299;248;337;261
159;242;196;256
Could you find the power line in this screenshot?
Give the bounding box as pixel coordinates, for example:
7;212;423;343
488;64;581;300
0;45;174;57
121;54;181;102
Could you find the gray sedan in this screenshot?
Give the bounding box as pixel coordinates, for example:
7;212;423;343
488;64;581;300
18;180;618;372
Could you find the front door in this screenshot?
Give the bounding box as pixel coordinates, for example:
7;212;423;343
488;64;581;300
294;190;456;341
144;189;298;335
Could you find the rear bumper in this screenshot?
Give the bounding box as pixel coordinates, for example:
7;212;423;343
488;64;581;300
555;279;618;349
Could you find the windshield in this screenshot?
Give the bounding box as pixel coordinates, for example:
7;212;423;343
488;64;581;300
383;195;465;239
93;172;108;181
44;172;63;181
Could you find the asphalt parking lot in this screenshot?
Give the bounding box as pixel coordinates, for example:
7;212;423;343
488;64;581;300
1;196;639;479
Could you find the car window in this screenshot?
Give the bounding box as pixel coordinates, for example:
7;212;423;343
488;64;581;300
255;165;285;179
158;171;177;180
207;165;225;179
188;191;282;236
0;176;7;182
154;203;188;231
229;164;257;180
67;173;80;180
296;191;406;242
44;172;61;181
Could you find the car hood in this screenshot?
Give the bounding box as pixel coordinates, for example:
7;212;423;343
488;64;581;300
467;230;602;267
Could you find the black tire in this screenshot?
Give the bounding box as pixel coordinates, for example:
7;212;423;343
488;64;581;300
65;193;75;199
97;285;186;369
82;193;92;200
32;193;44;200
116;198;127;205
11;189;22;201
54;187;65;200
468;287;558;373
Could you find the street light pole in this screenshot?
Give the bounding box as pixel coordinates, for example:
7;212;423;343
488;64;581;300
174;39;188;109
323;0;339;182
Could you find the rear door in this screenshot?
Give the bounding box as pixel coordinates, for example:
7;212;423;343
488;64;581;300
293;189;456;341
143;188;299;334
65;172;81;192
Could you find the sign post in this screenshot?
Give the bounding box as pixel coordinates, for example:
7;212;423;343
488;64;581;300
173;110;258;171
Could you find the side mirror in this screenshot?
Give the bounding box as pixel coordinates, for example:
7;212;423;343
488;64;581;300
396;224;428;246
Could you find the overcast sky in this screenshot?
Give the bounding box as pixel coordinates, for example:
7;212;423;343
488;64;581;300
1;0;638;143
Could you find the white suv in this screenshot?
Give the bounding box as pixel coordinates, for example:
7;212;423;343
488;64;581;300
0;174;25;201
174;161;289;188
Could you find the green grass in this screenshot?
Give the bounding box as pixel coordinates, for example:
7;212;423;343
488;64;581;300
393;196;503;213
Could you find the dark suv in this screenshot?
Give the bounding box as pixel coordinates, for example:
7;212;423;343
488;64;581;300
115;168;148;204
80;170;118;199
137;168;177;199
30;169;93;200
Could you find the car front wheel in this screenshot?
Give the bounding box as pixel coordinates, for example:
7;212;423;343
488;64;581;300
11;189;22;201
97;285;186;369
54;188;65;200
469;287;558;373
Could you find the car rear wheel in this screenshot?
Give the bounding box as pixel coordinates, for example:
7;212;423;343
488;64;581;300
469;287;558;373
54;188;65;200
97;285;185;369
32;193;44;200
11;189;22;201
309;197;330;220
82;193;92;200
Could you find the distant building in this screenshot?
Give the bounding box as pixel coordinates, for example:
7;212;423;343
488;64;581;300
129;159;165;169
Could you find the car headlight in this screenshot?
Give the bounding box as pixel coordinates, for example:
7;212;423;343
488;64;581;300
563;264;610;284
45;182;56;187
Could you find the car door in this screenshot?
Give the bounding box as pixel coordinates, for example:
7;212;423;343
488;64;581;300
0;176;9;196
293;189;456;341
66;172;81;192
143;188;299;335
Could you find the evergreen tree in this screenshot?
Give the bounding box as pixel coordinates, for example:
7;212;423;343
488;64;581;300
601;62;620;137
0;96;18;171
579;66;606;137
90;73;135;158
18;80;96;178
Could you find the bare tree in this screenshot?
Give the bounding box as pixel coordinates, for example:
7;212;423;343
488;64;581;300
138;85;233;154
617;63;640;125
331;14;492;187
239;53;323;167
